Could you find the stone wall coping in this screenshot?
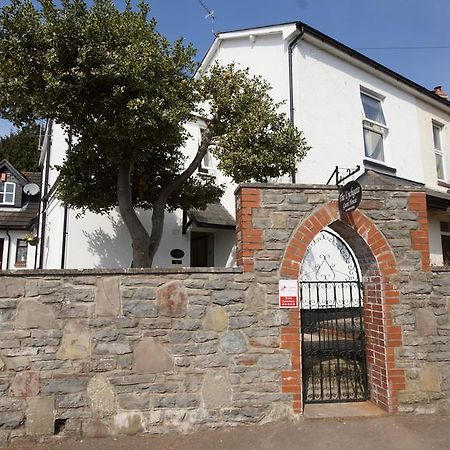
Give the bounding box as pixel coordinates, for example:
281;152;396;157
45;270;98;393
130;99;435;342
431;266;450;273
0;267;243;277
235;183;425;194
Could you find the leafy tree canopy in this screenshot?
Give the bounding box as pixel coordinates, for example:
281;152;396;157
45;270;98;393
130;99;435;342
0;0;310;267
0;123;41;172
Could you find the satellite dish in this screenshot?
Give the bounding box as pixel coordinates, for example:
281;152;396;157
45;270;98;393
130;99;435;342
23;183;40;196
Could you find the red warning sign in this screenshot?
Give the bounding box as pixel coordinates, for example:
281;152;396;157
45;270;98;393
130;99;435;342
279;280;299;309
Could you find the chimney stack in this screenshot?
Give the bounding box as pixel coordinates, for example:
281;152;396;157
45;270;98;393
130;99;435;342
432;85;449;100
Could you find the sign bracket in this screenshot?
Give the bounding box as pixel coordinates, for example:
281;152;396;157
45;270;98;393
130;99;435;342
326;165;361;187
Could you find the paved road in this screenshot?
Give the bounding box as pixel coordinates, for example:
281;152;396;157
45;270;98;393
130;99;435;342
5;415;450;450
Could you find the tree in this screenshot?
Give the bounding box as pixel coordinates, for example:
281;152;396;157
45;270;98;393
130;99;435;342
0;0;309;267
0;123;41;172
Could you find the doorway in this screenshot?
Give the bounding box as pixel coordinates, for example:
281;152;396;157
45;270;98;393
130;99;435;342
300;229;369;404
190;232;215;267
0;238;4;270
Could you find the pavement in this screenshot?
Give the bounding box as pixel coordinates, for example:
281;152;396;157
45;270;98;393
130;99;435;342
4;414;450;450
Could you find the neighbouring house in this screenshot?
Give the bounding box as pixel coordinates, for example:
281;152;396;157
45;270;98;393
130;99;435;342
0;160;41;270
37;20;450;269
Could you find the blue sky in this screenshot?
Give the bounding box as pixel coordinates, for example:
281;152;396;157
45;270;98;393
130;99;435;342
1;0;449;137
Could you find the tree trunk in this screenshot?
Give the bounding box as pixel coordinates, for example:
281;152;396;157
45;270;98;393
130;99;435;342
148;199;165;266
147;128;214;265
118;127;214;267
117;162;152;268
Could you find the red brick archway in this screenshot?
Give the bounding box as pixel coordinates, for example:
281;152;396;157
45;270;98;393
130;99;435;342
279;200;405;414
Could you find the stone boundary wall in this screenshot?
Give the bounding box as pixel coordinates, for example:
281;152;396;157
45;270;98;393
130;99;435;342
0;269;293;442
0;183;448;443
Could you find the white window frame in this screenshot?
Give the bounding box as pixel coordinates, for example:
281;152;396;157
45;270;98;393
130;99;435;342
198;128;216;177
0;182;16;205
360;90;389;163
433;121;446;181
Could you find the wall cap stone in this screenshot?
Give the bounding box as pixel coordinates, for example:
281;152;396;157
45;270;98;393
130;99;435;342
0;267;243;277
235;183;425;194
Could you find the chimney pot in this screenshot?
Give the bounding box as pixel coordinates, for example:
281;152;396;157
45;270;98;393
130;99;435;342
432;85;448;100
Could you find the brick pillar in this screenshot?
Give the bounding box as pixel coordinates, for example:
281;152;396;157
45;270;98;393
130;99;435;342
235;187;263;271
408;192;430;272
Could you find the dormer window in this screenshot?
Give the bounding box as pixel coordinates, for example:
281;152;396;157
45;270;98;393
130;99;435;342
0;182;15;205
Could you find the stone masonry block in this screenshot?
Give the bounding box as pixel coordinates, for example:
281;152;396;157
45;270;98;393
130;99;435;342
157;281;187;318
14;299;57;329
87;374;116;418
56;320;91;360
203;306;228;332
95;276;121;317
26;397;54;436
10;372;40;398
133;337;173;374
201;369;232;409
415;310;437;337
419;363;441;392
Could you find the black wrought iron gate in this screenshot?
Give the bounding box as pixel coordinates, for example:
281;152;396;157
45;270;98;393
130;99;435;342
300;280;369;403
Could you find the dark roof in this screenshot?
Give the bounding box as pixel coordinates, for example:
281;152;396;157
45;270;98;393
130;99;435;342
0;159;29;185
357;170;424;188
0;170;41;230
357;169;450;211
217;21;450;109
188;203;236;229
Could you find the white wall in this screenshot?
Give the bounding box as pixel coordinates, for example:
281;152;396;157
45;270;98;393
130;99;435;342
0;230;37;270
40;122;236;269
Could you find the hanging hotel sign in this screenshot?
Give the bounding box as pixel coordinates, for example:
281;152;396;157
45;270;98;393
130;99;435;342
338;180;362;213
279;280;299;308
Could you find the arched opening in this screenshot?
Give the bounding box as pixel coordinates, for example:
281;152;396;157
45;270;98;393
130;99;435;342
300;227;368;404
280;202;404;414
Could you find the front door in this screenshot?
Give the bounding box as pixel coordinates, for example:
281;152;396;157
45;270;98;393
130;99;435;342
300;228;369;404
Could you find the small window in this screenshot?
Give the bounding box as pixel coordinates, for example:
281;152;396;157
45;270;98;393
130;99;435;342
361;92;388;162
198;128;216;176
15;239;28;266
433;122;445;180
0;182;15;205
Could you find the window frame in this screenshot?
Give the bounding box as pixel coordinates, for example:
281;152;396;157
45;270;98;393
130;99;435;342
198;128;216;177
433;121;446;181
360;90;388;163
441;222;450;266
0;182;16;206
15;239;28;266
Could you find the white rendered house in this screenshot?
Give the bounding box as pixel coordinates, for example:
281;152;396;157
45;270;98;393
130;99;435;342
37;21;450;269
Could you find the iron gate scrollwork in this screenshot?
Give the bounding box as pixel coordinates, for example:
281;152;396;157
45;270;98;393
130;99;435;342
300;229;369;404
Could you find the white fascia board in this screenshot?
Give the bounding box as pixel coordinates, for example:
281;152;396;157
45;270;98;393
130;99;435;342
302;34;450;115
196;23;298;78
